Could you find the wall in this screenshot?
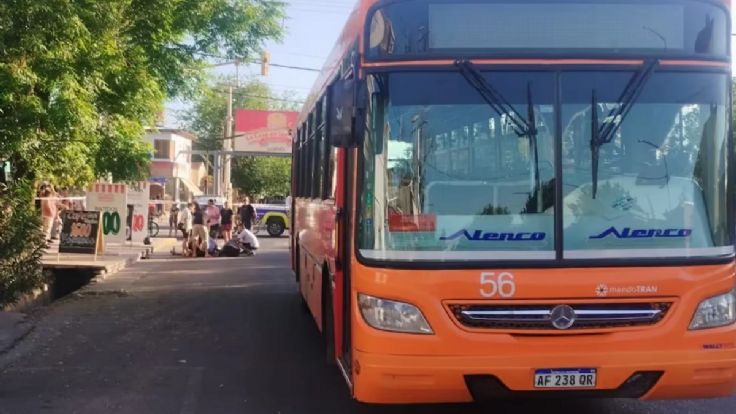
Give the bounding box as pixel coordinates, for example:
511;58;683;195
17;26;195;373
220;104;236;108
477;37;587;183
145;131;193;181
190;161;207;189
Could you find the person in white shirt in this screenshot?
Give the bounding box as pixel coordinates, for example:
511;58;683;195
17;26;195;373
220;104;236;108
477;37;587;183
177;203;193;255
237;227;259;256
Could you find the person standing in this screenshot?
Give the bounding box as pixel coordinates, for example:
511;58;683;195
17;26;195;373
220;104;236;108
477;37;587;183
238;196;257;231
168;203;180;236
49;187;65;240
40;188;56;243
178;203;193;254
220;201;234;242
190;202;208;257
205;199;221;239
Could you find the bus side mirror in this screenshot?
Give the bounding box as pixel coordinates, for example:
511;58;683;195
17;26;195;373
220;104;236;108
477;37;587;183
329;79;357;148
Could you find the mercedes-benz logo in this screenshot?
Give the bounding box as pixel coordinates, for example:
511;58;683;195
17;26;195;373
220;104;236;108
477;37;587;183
550;305;577;330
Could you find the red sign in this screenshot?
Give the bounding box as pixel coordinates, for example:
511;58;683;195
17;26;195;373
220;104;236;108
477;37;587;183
132;214;145;233
233;110;298;155
388;213;437;233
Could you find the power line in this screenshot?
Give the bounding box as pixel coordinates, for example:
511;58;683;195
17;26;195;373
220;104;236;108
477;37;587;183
213;90;305;104
195;51;321;72
276;51;327;60
268;62;320;72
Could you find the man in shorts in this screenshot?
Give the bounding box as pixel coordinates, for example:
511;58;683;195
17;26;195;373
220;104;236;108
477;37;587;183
220;201;234;242
206;199;221;239
177;203;193;255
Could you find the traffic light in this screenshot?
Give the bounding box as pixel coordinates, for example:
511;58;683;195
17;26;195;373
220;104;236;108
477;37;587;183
261;51;270;76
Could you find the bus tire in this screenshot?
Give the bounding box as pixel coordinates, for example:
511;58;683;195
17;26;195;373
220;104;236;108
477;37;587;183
295;243;308;312
322;267;336;366
294;242;301;283
266;217;285;237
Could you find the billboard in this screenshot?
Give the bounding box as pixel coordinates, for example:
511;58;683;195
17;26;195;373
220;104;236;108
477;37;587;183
233;110;298;155
126;182;149;244
86;183;128;245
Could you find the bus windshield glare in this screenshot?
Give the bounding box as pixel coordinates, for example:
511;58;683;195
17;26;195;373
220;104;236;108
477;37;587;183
358;70;731;262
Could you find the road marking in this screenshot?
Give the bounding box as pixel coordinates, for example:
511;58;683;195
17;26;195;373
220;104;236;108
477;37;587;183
179;367;204;414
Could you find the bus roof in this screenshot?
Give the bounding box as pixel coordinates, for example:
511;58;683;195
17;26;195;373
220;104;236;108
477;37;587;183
297;0;731;125
297;0;374;125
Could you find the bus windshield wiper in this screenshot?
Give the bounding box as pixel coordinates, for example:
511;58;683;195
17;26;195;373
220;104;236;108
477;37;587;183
590;59;658;198
455;60;540;204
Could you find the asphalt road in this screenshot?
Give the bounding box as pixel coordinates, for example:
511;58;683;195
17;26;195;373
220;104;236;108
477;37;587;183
0;238;734;414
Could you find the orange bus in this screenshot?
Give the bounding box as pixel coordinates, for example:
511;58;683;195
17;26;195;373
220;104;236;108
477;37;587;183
291;0;736;403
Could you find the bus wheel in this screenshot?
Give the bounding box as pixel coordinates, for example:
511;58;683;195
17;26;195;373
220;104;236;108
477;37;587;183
295;244;308;312
266;217;285;237
294;243;301;283
323;268;336;366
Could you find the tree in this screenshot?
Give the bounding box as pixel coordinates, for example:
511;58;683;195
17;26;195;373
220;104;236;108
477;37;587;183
1;0;285;185
182;77;297;199
185;78;278;152
0;182;47;306
0;0;285;306
232;156;292;199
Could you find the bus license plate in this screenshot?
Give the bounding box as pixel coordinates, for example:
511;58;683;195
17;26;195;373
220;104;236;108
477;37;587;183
534;369;597;389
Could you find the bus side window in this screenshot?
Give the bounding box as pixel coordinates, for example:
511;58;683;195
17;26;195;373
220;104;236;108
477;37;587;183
300;123;308;197
315;99;325;199
294;128;300;198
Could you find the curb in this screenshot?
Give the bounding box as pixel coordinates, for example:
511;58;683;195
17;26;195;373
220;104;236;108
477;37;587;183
0;312;33;356
1;284;53;314
4;243;160;314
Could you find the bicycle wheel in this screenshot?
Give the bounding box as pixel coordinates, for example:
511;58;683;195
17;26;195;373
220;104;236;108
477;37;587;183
149;221;159;238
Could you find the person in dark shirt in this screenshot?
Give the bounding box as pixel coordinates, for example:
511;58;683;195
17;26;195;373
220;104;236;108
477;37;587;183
238;197;257;231
220;201;234;242
168;203;179;236
190;202;207;257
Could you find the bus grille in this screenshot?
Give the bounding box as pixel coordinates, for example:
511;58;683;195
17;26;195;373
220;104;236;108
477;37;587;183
448;302;672;331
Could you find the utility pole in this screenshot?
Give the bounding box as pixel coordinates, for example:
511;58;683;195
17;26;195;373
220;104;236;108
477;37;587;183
223;83;234;203
213;151;221;196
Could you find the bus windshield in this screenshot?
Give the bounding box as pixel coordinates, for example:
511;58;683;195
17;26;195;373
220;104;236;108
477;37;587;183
358;70;731;262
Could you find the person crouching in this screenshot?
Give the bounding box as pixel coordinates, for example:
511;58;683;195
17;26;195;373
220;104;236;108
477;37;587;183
237;227;259;256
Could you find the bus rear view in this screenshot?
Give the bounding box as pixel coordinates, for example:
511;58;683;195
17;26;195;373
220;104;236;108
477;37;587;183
292;0;736;404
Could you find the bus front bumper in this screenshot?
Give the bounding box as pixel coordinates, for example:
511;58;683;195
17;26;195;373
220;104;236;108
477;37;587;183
352;347;736;404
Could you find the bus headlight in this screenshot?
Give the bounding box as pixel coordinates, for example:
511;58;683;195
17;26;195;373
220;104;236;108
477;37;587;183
689;289;736;330
358;293;433;334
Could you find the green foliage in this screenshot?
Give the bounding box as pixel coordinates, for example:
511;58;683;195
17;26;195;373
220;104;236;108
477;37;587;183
182;77;299;197
0;0;284;302
0;182;47;306
184;77;298;152
0;0;285;184
232;156;292;199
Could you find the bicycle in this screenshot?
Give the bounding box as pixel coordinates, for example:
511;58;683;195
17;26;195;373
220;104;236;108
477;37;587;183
148;217;159;238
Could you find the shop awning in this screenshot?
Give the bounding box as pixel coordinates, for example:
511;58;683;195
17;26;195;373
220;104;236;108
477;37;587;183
179;176;204;197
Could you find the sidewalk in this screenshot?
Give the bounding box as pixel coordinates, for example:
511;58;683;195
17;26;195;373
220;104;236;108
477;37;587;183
1;237;179;355
42;237;178;275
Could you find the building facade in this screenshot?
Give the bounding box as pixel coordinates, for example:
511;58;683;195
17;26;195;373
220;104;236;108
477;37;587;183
144;129;203;205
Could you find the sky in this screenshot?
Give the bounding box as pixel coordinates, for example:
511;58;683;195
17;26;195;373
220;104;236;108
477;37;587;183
165;0;354;127
166;1;736;128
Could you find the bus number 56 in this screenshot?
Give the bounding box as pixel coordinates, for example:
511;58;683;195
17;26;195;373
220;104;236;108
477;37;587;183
480;272;516;298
